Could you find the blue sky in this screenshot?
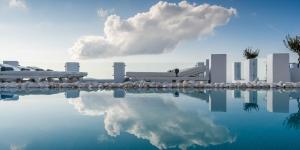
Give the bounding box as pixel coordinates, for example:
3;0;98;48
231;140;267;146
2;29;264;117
0;0;300;78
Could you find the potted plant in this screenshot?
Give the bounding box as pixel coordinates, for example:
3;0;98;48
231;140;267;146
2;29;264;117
243;48;260;82
284;35;300;68
174;68;179;77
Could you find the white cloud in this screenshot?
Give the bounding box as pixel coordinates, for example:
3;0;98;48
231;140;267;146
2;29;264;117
70;1;237;59
69;91;235;149
97;8;115;18
8;0;27;10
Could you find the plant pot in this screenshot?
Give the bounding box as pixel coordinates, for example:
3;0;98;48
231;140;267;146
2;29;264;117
244;58;257;82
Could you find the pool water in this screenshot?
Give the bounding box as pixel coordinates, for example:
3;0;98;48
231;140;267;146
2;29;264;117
0;89;299;150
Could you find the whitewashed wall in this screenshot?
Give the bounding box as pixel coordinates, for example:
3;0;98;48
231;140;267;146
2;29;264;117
267;53;290;83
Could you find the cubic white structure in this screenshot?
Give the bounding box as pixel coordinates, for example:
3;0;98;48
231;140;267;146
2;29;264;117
3;61;19;67
244;59;258;82
114;62;125;83
267;53;290;83
65;62;80;72
210;54;227;83
233;62;242;81
290;63;300;82
267;90;289;113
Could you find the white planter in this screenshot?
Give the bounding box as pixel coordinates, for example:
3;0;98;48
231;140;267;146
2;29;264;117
244;59;258;82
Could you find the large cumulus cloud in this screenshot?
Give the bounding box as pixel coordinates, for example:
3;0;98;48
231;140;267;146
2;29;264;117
70;1;237;59
69;91;235;149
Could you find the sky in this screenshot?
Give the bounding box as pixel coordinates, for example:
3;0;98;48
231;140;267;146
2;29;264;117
0;0;300;79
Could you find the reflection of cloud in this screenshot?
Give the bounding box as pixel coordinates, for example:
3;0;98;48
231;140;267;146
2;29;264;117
10;144;26;150
70;92;235;149
69;92;114;116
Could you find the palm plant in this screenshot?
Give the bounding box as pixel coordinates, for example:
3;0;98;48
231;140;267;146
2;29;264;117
283;35;300;68
243;48;260;59
243;103;259;112
284;98;300;129
174;68;179;77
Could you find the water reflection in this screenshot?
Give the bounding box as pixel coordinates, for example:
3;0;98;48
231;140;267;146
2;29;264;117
69;91;235;149
2;88;300;149
267;90;289;113
0;92;19;101
209;90;226;112
284;92;300;129
243;90;259;112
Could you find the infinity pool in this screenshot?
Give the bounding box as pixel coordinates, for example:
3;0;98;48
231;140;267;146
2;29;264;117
0;89;299;150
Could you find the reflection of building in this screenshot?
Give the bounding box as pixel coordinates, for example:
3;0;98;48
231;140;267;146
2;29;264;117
209;90;226;112
65;90;80;98
242;90;259;112
0;93;19;101
233;90;241;98
243;91;258;103
113;89;126;98
267;90;289;113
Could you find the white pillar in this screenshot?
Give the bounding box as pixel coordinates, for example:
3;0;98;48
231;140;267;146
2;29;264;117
244;59;258;82
113;62;125;83
210;54;227;83
267;53;290;83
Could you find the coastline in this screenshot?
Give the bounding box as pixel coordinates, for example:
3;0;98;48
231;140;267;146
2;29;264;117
0;81;299;89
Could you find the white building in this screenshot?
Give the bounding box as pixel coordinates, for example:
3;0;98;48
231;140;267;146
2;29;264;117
3;61;19;67
210;54;227;83
114;62;126;83
267;53;290;83
65;62;80;72
126;60;210;82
